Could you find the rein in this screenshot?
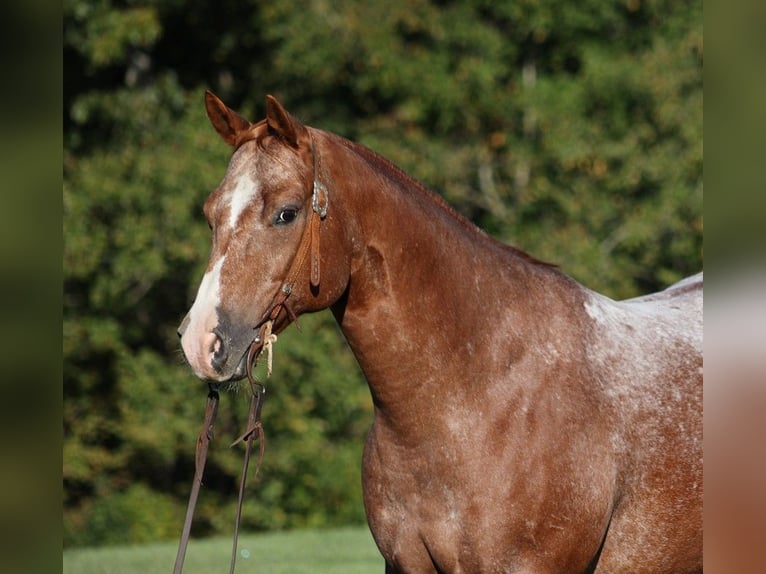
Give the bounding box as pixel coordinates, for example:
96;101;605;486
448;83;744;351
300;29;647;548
172;385;220;574
171;343;268;574
172;133;328;573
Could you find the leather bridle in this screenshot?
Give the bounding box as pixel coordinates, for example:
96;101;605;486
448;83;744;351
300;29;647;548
251;130;329;340
172;132;329;573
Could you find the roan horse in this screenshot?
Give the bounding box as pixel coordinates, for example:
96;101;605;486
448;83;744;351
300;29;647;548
178;92;703;573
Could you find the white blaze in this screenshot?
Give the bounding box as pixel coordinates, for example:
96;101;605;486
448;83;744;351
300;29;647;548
181;143;267;377
181;255;226;376
227;172;260;230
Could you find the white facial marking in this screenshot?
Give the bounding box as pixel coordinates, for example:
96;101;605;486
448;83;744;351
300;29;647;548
190;256;226;325
181;255;226;375
227;173;260;230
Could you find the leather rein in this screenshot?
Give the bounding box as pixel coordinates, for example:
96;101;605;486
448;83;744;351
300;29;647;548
172;132;328;573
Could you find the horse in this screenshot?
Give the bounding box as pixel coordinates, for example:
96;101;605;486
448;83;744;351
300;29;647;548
178;91;703;573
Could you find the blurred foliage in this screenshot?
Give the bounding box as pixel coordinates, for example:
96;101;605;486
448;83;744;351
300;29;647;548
64;0;702;547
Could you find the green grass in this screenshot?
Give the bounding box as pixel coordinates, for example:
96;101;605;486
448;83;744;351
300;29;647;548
63;526;383;574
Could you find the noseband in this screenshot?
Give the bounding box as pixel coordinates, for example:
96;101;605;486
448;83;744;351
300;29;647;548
173;132;329;574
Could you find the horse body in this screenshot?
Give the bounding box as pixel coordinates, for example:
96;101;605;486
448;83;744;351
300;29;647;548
179;93;702;573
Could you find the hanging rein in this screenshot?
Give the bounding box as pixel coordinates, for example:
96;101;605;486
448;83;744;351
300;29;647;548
172;133;328;573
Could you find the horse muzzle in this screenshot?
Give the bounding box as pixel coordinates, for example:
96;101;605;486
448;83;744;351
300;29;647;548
177;311;254;383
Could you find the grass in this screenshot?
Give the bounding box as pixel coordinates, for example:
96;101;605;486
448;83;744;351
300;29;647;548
63;526;383;574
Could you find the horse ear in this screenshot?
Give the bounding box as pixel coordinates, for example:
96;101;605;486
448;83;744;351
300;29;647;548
265;95;307;149
204;90;252;147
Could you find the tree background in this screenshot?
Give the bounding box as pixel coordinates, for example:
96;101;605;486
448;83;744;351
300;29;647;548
63;0;702;546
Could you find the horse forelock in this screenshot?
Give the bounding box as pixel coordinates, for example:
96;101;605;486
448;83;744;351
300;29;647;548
231;118;268;150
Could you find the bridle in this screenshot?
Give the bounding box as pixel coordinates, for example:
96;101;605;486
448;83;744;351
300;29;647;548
249;130;329;339
172;131;329;573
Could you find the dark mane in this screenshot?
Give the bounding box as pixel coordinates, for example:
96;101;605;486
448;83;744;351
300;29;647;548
322;129;557;269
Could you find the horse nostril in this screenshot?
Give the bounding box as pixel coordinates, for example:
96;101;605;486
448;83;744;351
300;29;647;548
209;332;228;372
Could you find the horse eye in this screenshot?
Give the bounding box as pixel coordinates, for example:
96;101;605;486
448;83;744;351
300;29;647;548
275;208;298;225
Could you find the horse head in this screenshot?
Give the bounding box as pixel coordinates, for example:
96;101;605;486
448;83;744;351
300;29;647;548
178;92;350;382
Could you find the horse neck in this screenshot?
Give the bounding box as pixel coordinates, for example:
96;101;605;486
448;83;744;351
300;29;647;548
320;132;579;429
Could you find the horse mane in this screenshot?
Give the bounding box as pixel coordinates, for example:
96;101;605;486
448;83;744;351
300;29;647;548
234;118;555;269
322;129;557;270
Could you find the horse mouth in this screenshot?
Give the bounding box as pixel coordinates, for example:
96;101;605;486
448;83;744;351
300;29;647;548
203;347;250;385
